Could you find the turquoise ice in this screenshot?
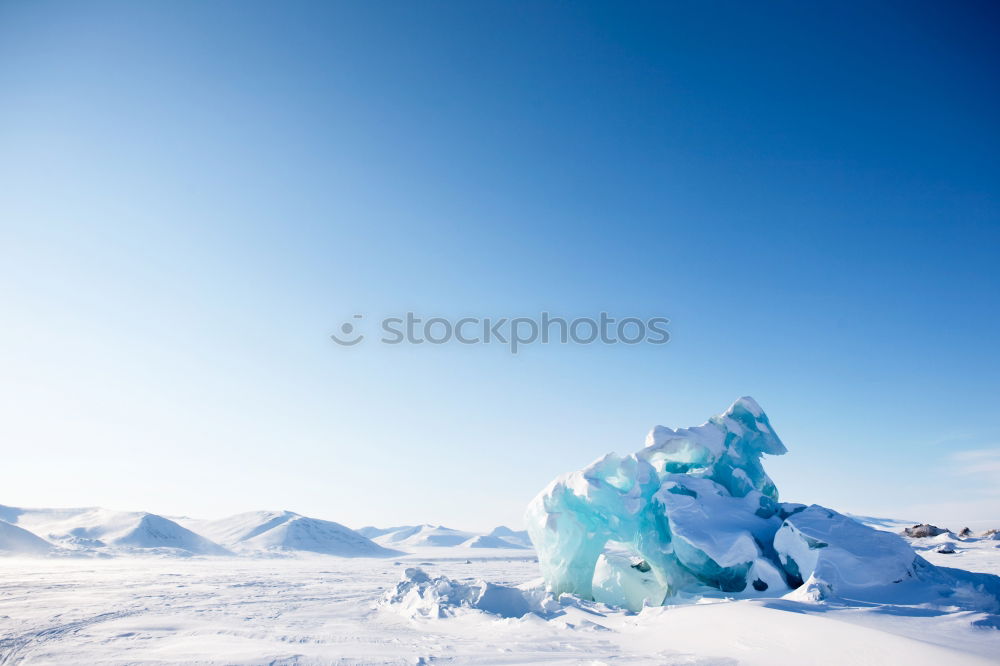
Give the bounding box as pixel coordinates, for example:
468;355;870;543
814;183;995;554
525;397;932;610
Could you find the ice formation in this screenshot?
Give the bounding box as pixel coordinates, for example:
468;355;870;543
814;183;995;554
525;397;932;609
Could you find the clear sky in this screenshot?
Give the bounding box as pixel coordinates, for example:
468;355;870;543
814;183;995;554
2;1;998;530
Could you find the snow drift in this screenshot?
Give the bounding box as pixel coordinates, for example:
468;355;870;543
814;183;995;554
382;566;555;619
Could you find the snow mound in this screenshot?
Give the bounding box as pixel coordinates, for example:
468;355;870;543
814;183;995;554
187;510;400;557
525;397;1000;610
0;520;56;556
382;567;556;619
0;505;228;555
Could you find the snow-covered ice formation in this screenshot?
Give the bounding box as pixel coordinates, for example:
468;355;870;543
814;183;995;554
775;505;922;601
525;397;1000;610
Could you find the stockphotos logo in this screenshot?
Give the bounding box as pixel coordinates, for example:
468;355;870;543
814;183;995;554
330;312;670;354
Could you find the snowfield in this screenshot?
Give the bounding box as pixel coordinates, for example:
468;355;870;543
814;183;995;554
0;537;997;665
2;400;998;664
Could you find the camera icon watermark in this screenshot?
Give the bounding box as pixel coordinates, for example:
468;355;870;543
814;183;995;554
330;312;669;354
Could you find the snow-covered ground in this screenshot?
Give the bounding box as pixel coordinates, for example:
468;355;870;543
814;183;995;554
0;535;997;665
3;396;999;664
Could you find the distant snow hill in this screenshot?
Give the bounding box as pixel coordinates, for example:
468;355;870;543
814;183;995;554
0;505;398;559
359;524;533;550
0;505;229;556
0;519;56;555
0;503;535;558
485;526;531;548
178;510;401;558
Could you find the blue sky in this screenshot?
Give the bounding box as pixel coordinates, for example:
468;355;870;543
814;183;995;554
1;1;998;529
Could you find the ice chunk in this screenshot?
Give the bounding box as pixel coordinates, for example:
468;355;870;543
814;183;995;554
773;505;919;598
526;397;789;602
525;397;957;609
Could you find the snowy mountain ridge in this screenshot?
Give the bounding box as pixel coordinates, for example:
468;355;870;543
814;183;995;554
0;505;533;558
